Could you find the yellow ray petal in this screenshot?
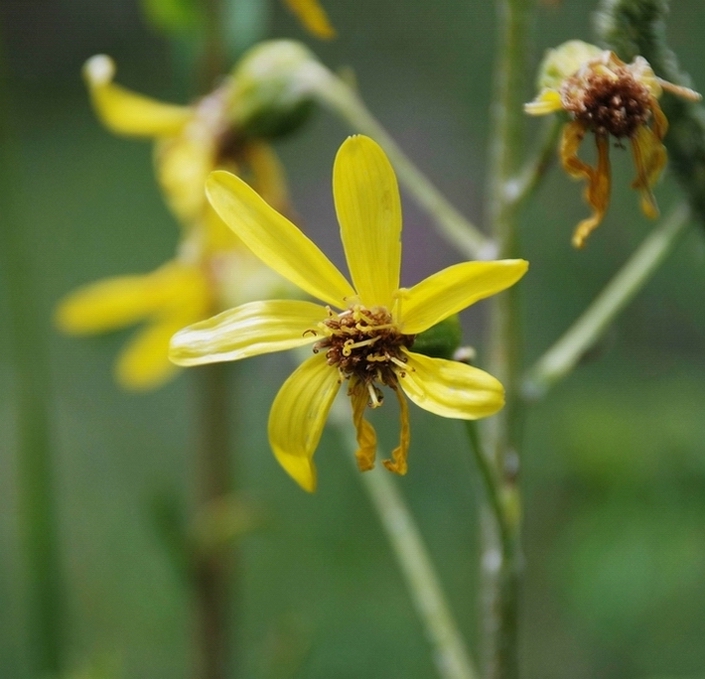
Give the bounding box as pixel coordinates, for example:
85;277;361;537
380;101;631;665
169;299;325;366
268;353;342;492
400;260;529;335
55;263;195;334
524;88;564;116
83;55;192;138
397;351;505;420
630;125;667;219
206;170;356;307
282;0;336;39
333;135;402;309
244;142;292;217
156;133;215;224
116;317;188;390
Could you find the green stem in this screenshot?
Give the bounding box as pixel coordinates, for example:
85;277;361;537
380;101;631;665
0;31;65;677
311;76;496;260
482;0;531;677
330;404;479;679
194;364;235;679
199;0;227;92
522;203;691;399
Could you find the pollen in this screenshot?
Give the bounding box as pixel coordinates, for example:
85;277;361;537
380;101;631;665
561;65;652;138
313;305;415;401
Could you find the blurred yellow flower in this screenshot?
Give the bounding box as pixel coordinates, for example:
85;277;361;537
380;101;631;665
170;135;528;491
283;0;335;40
525;42;700;248
55;55;291;390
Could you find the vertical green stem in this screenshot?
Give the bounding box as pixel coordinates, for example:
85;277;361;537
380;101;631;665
483;0;530;677
0;32;65;677
194;364;234;679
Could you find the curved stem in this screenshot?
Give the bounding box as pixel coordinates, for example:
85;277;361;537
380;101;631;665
522;202;691;399
311;76;496;260
329;403;479;679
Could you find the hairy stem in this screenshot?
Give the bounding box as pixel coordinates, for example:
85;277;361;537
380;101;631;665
482;0;531;676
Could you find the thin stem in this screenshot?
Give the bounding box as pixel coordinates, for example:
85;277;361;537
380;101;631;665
522;202;691;400
199;0;226;92
0;32;65;677
312;76;496;260
194;364;235;679
329;403;479;679
482;0;531;677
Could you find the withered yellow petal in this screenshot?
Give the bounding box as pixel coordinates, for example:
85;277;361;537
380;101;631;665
524;88;564;115
400;260;529;335
282;0;336;39
207;170;355;307
268;353;341;492
333;135;402;308
571;134;611;248
397;351;505;420
169;300;325;366
116;317;187;390
83;55;192;137
630;125;667;220
55;263;198;334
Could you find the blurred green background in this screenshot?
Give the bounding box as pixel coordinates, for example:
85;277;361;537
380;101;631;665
1;1;704;678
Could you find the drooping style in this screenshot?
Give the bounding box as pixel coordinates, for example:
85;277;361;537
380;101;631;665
525;41;700;248
170;135;528;491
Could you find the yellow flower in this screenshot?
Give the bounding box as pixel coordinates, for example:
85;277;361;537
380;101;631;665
282;0;336;40
170;136;528;491
55;55;291;390
525;41;700;248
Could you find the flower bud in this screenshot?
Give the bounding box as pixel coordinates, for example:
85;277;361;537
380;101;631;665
535;40;602;91
228;40;328;139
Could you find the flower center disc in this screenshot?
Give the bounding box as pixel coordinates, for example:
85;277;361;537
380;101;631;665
314;305;415;390
563;68;652;138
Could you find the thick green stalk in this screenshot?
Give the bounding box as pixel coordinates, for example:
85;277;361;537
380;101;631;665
523;203;691;398
0;32;65;677
329;403;479;679
194;364;234;679
482;0;531;677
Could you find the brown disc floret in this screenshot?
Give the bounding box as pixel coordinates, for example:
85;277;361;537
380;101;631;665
561;66;652;139
313;305;415;401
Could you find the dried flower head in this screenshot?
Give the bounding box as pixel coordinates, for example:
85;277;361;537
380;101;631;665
526;41;700;248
